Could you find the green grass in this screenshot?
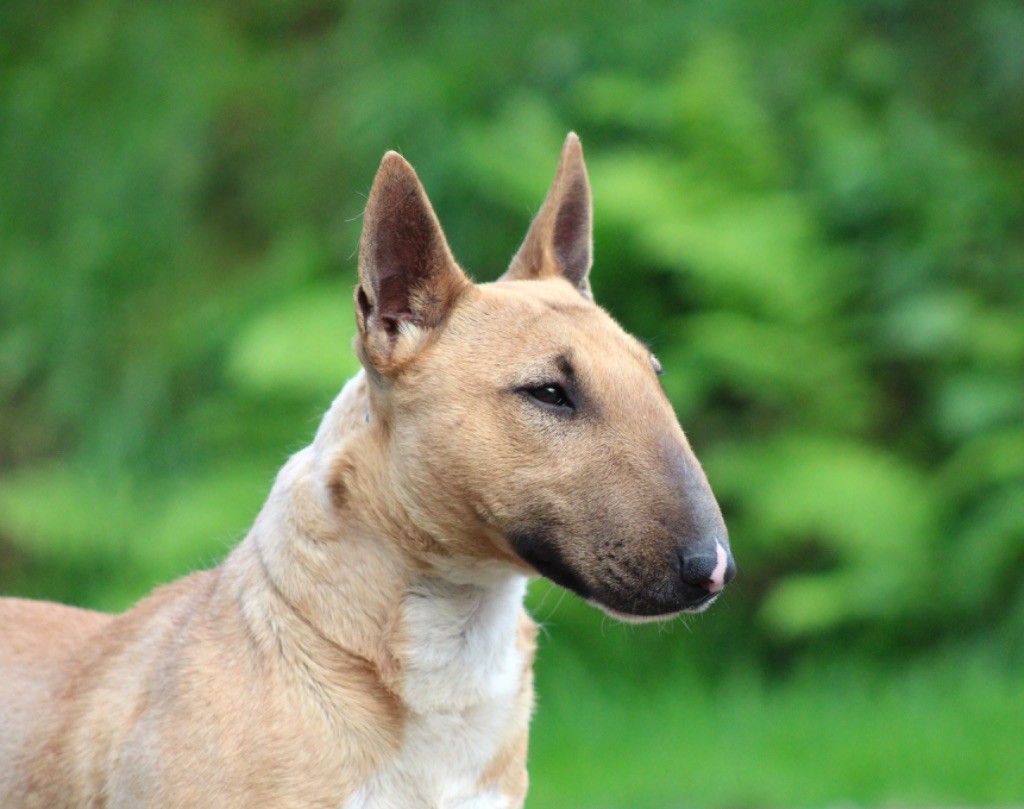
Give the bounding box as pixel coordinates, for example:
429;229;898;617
527;644;1024;809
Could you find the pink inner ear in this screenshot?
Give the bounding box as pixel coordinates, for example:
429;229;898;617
369;193;445;325
552;174;592;287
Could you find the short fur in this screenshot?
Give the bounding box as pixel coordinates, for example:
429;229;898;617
0;134;734;808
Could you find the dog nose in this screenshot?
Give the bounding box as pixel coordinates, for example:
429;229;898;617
680;540;736;593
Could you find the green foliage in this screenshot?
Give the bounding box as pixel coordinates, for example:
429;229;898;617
2;1;1023;804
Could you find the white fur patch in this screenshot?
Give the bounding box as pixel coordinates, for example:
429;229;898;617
397;321;429;351
341;575;526;808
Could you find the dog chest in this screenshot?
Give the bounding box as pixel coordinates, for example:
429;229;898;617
341;575;528;808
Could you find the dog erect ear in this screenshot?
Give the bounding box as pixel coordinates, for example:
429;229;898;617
503;132;593;298
356;151;469;370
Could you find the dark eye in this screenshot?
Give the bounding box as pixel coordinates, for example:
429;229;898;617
652;356;664;376
524;384;573;410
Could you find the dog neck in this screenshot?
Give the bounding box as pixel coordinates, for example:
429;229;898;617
229;371;528;715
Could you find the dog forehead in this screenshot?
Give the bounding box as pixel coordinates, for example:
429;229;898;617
482;277;589;309
453;279;645;358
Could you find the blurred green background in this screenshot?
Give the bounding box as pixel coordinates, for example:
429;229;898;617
2;1;1023;806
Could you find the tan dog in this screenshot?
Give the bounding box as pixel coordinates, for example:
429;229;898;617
0;134;734;808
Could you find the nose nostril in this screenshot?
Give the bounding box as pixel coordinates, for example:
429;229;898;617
679;552;715;589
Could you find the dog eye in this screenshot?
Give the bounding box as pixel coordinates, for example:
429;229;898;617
651;355;664;376
525;384;573;410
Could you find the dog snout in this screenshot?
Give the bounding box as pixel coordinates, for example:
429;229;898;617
679;540;736;594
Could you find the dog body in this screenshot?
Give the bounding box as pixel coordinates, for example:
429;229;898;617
0;135;733;808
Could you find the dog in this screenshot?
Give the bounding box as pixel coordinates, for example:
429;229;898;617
0;133;735;808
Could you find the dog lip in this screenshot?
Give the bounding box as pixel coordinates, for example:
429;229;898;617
590;588;721;623
681;590;719;613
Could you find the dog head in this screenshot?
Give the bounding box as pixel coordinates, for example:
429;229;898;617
352;134;734;620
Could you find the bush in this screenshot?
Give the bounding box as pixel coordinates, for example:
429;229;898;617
2;0;1022;665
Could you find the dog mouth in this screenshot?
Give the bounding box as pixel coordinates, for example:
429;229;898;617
507;527;726;621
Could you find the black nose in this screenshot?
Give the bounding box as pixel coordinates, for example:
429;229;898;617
680;542;736;593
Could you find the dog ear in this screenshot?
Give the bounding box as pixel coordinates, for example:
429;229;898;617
502;132;593;298
355;151;469;371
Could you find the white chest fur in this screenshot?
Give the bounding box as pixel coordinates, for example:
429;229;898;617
343;574;528;809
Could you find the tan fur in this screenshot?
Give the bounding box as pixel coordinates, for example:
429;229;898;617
0;134;732;807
